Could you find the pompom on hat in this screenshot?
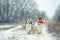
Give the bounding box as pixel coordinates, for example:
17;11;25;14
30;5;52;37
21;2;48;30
38;17;43;24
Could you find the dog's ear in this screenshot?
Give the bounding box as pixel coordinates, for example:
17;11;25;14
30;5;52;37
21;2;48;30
25;21;27;24
30;21;32;24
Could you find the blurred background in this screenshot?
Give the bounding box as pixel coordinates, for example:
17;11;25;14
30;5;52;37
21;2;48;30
0;0;60;40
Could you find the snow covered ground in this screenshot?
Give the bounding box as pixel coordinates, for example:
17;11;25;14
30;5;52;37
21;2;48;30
0;24;57;40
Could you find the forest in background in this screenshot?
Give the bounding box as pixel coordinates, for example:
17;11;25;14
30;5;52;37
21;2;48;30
0;0;47;23
0;0;60;23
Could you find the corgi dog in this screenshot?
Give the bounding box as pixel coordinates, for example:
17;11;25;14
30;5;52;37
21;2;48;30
31;22;43;34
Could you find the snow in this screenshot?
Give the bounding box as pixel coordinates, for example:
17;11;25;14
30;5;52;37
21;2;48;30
0;25;12;28
0;24;57;40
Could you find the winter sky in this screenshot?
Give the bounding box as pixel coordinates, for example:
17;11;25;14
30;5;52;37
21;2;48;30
35;0;60;19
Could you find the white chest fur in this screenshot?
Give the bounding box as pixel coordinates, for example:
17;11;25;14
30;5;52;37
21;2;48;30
26;24;32;31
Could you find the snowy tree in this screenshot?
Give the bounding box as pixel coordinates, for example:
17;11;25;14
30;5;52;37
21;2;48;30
27;9;47;22
41;11;47;19
53;4;60;21
0;0;47;23
0;0;37;23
